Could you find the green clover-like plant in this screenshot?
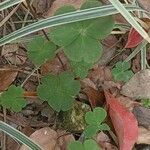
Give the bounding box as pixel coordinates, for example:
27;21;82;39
0;85;26;112
37;71;81;112
112;61;134;82
49;0;115;63
84;107;110;138
27;36;57;66
70;60;93;79
68;139;100;150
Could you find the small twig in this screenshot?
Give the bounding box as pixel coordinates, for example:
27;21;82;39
21;67;39;87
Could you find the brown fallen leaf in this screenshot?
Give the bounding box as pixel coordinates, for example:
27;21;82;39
88;66;112;84
137;127;150;144
96;132;118;150
0;67;18;92
41;51;69;75
20;127;75;150
45;0;85;17
83;86;105;107
121;69;150;99
32;0;53;14
1;44;27;65
137;0;150;12
117;96;138;111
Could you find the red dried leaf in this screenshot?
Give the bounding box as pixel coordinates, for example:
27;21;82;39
125;28;143;48
105;91;138;150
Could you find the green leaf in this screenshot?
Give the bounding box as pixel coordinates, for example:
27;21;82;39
85;107;107;125
99;123;110;131
141;99;150;108
0;85;26;112
68;139;100;150
112;61;134;82
84;139;100;150
37;71;80;112
84;125;99;138
27;36;57;66
84;107;108;138
49;2;114;63
68;141;84;150
65;35;103;63
70;60;93;79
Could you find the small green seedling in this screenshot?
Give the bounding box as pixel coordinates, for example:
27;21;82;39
0;85;26;112
27;36;57;66
68;139;100;150
37;71;80;112
141;99;150;108
84;107;110;138
112;61;134;82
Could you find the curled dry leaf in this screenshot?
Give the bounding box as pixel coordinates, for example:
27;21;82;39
0;67;18;91
121;69;150;99
20;127;75;150
105;92;138;150
137;127;150;145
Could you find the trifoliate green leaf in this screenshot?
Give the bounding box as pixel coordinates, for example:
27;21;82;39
84;139;100;150
84;125;99;138
37;71;80;112
85;107;107;125
55;5;76;15
0;85;26;112
27;36;57;66
81;0;101;9
68;139;100;150
49;1;114;63
68;141;84;150
84;107;109;138
70;60;93;78
112;61;134;82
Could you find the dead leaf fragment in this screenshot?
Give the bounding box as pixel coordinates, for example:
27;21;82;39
96;132;118;150
137;0;150;12
45;0;85;17
137;127;150;144
121;69;150;99
0;68;18;91
20;127;75;150
2;44;27;65
133;106;150;129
